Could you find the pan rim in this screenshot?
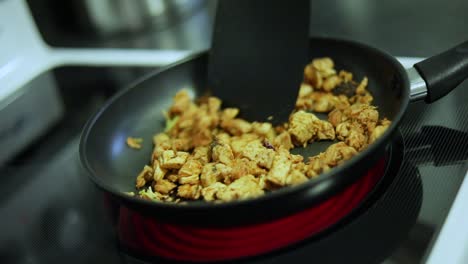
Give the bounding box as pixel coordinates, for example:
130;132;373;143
79;36;410;212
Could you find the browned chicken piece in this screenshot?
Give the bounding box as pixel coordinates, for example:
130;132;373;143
328;108;348;127
355;77;368;95
266;148;292;186
166;173;179;183
177;184;201;200
178;159;203;177
139;187;168;201
322;75;342;92
201;182;227;201
335;121;368;150
153;179;177;194
240;140;276;169
159;150;190;169
286;170;308;185
230;133;259;156
221;118;253;136
295;83;314;110
179;174;200;185
126;137;143;149
321;142;358;167
369;118;392;144
135;165;153;188
312;57;336;77
229;158;266;182
208;97;222;115
273;131;294;150
339;70;353;82
200;163;232;187
288;110;319;146
346;104;379;132
171;138;192;151
216;175;264;202
313;119;336;141
192;146;210;164
220;107;239;120
153;133;170;146
211;141;235;165
252;122;276;141
169;89;192;115
152;160;167;181
215;132;231;145
304;63;323;88
310;92;336;112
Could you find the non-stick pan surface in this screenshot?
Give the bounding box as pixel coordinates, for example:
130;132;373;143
80;37;410;226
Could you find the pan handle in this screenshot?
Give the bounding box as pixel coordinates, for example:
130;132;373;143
409;40;468;103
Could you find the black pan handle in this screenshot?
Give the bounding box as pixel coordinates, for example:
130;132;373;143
410;40;468;103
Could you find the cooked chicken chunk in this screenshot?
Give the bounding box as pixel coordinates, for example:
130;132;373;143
216;175;264;202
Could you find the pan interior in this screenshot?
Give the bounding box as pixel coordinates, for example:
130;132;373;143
81;38;407;196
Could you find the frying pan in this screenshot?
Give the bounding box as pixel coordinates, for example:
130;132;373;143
79;38;467;261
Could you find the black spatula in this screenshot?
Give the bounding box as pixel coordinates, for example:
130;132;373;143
208;0;310;124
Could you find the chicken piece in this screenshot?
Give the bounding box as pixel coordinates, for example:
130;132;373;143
230;133;259;156
322;75;342;92
369;118;391;143
266;149;292;186
215;132;231;145
307;154;328;175
295;83;314;110
312;57;336;77
135;165;154;188
228;158;266;183
339;70;353;82
310;92;338;113
153;133;170;145
221;118;253;136
286;170;308;185
200;163;232;187
208;97;222;114
335;120;367;150
220;108;239;120
179;174;200;185
139;187;168;201
313;119;336;141
241;140;276;169
169;89;192;115
177;184;201;200
201;182;227;201
304;63;323;88
166;173;179;183
178;159;203;177
355;77;368;95
252;122;276;140
273;131;294;150
153;179;177;194
152;160;167;181
159;150;189;169
171;138;191;151
192;146;210;164
126;137;143;149
346;104;379;132
216;175;264;202
211;141;235;165
288;110;318;146
328;108;348;127
322;142;358;167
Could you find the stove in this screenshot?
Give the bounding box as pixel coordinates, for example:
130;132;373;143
1;1;468;263
0;56;467;264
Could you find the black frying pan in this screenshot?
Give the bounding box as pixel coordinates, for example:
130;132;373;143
79;37;467;227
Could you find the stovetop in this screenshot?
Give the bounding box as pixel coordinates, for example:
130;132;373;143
0;58;467;264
